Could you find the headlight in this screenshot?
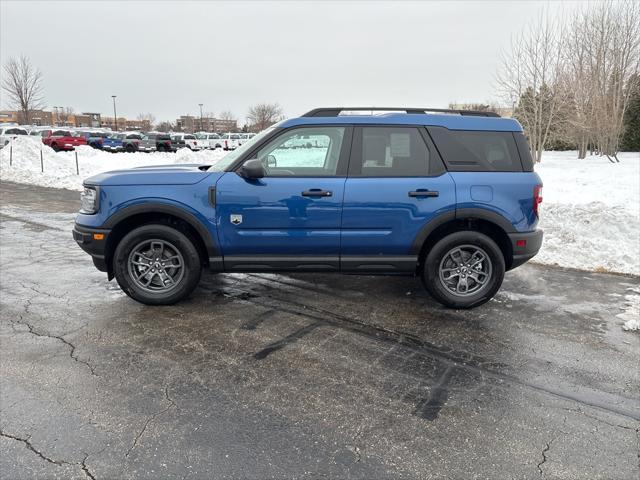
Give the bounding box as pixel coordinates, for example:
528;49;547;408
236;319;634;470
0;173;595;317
80;186;98;214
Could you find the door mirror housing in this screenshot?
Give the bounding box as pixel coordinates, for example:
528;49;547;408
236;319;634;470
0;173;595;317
265;154;277;168
239;159;265;179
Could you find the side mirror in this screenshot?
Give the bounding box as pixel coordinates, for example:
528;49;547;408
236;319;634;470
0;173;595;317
239;159;265;179
265;155;277;168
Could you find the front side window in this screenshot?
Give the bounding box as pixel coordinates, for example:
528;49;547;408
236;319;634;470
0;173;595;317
354;127;429;177
255;126;345;176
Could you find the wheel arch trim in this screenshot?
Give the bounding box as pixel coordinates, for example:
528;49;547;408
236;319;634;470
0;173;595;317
410;207;515;255
103;202;218;257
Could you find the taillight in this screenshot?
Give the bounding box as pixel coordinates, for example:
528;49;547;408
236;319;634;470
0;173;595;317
533;185;543;217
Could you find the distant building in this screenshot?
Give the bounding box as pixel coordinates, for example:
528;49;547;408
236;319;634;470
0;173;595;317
75;112;102;128
100;116;129;132
125;119;152;131
0;109;53;126
176;115;237;133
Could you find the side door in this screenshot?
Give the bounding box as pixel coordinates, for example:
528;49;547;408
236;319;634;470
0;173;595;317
216;125;353;271
341;126;456;273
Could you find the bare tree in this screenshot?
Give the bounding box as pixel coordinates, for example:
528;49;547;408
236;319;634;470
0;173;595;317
247;103;283;132
496;14;566;163
55;106;74;127
137;112;156;125
1;55;45;124
568;0;640;160
155;121;174;132
448;102;502;114
218;110;236;121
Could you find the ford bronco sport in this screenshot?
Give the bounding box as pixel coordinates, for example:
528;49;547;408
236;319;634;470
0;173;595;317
73;107;543;309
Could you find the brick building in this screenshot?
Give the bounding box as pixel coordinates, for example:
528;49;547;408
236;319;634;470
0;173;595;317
176;115;237;133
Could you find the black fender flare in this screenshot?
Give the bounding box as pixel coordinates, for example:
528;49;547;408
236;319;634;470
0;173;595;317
410;208;515;255
103;203;218;258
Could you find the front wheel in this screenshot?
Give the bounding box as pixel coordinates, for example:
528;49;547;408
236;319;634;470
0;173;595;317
113;224;202;305
421;231;505;309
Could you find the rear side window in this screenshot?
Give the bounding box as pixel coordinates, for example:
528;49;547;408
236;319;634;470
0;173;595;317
514;132;534;172
428;127;523;172
352;127;430;177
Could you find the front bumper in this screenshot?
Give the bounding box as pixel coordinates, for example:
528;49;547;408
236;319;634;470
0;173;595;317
507;229;543;270
72;223;111;273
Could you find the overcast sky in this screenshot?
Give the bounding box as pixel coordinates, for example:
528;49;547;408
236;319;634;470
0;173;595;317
1;0;584;123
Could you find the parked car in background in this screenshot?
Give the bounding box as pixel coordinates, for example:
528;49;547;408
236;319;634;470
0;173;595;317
170;134;186;151
171;133;199;150
0;126;28;147
41;129;88;151
102;134;125;152
144;132;172;152
121;133;143;152
77;130;110;149
221;132;242;150
195;132;222;149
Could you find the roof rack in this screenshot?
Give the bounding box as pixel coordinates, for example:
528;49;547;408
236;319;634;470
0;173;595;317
302;107;500;118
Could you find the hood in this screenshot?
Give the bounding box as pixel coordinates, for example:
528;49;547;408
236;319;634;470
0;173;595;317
84;164;220;186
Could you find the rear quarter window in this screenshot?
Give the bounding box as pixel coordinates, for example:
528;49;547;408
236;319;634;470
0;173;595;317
428;127;524;172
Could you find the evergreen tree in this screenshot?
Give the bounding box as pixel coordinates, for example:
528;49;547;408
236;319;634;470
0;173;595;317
620;74;640;151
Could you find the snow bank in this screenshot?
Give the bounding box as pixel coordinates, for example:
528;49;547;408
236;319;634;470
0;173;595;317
534;152;639;276
1;139;638;275
618;287;640;332
0;136;226;190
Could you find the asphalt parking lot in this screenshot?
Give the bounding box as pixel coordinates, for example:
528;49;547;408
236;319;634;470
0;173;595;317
1;180;638;480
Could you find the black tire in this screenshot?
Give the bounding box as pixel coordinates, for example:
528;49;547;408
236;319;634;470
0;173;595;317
421;231;505;309
125;144;136;153
113;224;202;305
51;143;60;152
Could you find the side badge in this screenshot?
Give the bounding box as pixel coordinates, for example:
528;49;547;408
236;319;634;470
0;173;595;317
230;214;243;225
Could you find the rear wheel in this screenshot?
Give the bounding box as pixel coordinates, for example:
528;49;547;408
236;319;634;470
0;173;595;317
421;231;505;309
125;144;136;153
113;224;202;305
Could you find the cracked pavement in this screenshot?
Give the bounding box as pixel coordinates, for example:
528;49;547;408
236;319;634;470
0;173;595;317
1;180;639;479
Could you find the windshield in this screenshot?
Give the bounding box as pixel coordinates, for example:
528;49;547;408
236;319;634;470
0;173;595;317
208;127;276;172
6;128;27;135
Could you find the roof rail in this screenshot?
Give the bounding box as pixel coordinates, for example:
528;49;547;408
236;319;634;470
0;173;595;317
301;107;500;118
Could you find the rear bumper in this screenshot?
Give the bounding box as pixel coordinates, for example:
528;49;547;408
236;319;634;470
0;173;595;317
72;223;111;272
508;229;543;270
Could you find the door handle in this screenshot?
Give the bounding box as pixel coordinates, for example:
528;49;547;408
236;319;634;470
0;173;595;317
408;190;439;198
302;189;332;197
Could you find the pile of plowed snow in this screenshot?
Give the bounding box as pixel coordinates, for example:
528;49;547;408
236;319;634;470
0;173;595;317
534;152;639;276
0;136;226;190
1;138;638;275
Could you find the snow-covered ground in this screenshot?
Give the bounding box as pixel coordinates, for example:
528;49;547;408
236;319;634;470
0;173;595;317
1;137;639;276
535;151;640;276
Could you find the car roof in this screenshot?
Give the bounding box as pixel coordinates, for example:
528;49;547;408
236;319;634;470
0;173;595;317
280;113;522;132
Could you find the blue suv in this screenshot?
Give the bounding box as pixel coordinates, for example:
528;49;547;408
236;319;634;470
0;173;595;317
73;107;543;309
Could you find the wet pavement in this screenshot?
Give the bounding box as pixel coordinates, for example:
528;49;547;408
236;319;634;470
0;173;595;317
1;180;638;479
